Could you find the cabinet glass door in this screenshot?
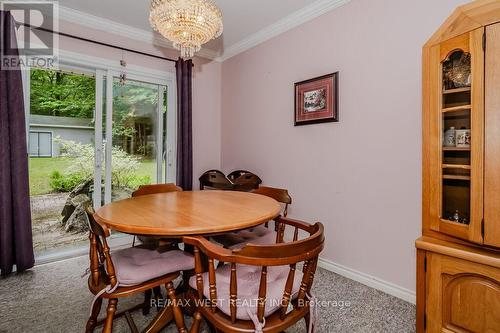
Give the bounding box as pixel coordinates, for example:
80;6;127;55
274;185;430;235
430;30;484;243
441;49;472;225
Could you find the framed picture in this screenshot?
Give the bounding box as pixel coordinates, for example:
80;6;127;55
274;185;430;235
294;72;339;126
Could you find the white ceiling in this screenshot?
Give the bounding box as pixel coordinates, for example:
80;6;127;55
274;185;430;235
57;0;350;61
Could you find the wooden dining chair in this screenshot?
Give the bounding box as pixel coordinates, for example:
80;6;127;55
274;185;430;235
183;217;324;333
132;183;183;197
199;170;234;190
213;186;292;249
253;186;292;219
84;203;195;333
131;183;183;315
227;170;262;192
131;183;183;249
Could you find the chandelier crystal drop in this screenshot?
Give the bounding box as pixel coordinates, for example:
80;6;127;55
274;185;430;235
149;0;223;58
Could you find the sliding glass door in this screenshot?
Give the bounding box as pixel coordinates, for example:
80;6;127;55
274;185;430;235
94;72;174;207
27;67;97;257
25;63;176;259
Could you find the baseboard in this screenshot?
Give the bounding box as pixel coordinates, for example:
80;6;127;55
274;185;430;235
318;257;416;305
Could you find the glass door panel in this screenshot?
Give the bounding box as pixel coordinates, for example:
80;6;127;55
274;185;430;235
28;67;96;257
108;77;164;202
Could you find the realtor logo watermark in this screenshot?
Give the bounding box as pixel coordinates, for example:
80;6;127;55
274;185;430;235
1;0;59;70
150;297;352;309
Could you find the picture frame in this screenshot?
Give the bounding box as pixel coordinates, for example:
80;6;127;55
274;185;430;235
294;72;339;126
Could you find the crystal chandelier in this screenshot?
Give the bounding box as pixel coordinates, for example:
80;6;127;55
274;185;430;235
150;0;223;58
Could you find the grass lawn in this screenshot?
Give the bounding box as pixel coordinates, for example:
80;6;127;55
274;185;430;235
29;157;75;195
29;157;157;196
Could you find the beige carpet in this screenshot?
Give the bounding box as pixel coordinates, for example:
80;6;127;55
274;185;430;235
0;255;415;332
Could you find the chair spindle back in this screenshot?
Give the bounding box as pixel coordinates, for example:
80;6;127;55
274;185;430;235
184;216;324;325
84;203;118;289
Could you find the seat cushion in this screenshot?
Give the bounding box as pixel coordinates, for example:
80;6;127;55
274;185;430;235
111;247;195;286
189;264;303;320
212;225;277;250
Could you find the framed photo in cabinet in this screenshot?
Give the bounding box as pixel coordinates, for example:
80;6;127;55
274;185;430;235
294;72;338;126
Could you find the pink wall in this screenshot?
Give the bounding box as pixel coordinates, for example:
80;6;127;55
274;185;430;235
57;20;222;185
221;0;469;292
192;58;222;182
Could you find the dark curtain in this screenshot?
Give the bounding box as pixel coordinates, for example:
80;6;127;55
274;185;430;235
0;11;34;275
175;58;193;190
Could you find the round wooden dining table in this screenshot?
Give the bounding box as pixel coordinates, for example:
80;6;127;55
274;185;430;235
93;190;280;333
94;190;281;236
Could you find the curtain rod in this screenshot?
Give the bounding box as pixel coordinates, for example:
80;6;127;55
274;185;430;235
17;22;178;63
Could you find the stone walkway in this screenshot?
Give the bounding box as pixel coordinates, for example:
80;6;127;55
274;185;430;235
30;193;68;219
30;193;88;256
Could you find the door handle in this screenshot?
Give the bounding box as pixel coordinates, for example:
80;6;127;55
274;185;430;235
167;149;173;167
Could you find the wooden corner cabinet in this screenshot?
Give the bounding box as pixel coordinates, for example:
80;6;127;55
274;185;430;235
417;1;500;332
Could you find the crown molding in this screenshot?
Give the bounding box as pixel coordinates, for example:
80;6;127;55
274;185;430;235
56;0;350;63
216;0;351;62
57;5;220;61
